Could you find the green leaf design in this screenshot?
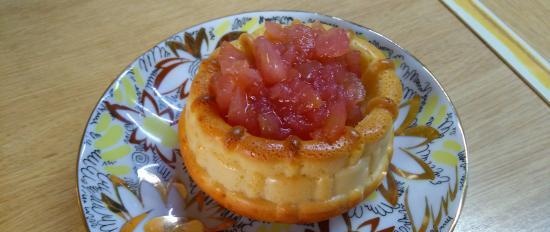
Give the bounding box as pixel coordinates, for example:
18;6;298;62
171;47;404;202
432;150;458;166
95;113;112;133
443;140;463;152
101;145;132;161
121;77;137;106
142;116;177;148
94;125;124;149
104;165;131;175
132;67;145;88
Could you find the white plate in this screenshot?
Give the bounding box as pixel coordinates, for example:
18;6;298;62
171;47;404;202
77;11;468;232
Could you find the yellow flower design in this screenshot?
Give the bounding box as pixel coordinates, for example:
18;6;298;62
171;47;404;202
93;112;132;176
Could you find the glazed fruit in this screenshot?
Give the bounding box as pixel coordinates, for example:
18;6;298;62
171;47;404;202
210;22;367;142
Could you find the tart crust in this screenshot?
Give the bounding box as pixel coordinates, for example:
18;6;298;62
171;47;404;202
178;24;402;223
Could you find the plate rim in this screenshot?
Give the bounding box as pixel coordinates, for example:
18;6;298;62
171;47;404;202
75;10;469;232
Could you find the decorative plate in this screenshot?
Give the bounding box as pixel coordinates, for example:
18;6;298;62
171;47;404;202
77;11;468;232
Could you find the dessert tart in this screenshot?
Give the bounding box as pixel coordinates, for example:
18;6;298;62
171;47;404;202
178;21;402;223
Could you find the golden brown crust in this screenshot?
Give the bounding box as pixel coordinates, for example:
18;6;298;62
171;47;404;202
178;23;403;223
179;118;392;223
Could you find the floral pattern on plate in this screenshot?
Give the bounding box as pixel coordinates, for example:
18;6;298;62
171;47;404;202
77;11;467;232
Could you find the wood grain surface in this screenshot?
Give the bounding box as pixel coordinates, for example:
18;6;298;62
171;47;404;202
1;0;549;231
483;0;550;60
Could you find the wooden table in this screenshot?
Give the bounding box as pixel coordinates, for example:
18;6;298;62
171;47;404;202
1;1;548;231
